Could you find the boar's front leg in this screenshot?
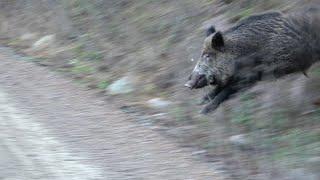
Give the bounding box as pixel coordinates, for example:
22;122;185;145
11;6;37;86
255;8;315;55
198;86;224;105
199;72;261;114
200;86;235;114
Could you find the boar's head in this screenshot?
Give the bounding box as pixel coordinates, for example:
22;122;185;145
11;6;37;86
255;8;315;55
185;26;236;89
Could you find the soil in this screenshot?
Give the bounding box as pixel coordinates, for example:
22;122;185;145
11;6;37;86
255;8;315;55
0;47;226;179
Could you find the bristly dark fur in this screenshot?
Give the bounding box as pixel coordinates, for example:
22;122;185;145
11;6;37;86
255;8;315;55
189;5;320;114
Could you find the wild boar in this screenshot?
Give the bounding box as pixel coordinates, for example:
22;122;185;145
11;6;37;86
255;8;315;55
185;6;320;114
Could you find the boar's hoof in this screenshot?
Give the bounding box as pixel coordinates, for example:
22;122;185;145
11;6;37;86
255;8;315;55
200;101;218;114
200;106;212;115
200;107;211;115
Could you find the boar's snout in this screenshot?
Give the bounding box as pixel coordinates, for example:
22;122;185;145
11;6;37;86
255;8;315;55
185;73;208;89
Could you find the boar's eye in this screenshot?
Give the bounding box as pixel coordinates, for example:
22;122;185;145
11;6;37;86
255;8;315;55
203;54;209;58
203;54;212;63
203;53;214;59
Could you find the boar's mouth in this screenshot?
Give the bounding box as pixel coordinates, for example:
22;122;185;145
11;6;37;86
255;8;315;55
185;74;208;89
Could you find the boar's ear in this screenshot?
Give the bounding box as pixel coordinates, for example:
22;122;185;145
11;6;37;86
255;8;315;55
211;31;224;51
206;26;216;37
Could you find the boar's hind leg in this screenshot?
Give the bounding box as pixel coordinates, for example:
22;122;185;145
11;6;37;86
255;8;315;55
198;86;224;105
200;86;235;114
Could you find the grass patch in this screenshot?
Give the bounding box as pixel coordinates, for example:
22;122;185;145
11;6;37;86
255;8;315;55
231;93;256;127
71;61;95;75
229;7;254;23
73;42;104;61
238;8;254;21
97;80;110;90
8;38;21;46
311;66;320;77
270;129;320;168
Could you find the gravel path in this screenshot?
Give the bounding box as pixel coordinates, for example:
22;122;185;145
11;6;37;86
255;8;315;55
0;48;224;180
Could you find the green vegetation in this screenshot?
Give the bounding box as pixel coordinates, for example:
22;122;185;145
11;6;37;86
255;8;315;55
8;38;21;46
73;40;103;62
270;109;290;131
229;91;320;172
228;7;254;23
311;66;320;77
238;8;254;21
71;60;95;75
97;80;110;90
271;129;320;168
231;93;256;127
2;0;319;178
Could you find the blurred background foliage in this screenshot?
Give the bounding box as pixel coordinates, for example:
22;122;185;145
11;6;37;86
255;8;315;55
0;0;319;179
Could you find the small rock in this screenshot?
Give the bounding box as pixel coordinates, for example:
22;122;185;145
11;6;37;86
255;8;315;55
20;33;37;42
229;134;253;150
191;150;207;156
150;126;169;132
32;34;56;51
107;76;134;95
147;98;172;109
150;113;168;117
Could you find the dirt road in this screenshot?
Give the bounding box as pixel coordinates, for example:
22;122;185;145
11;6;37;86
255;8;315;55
0;47;223;179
